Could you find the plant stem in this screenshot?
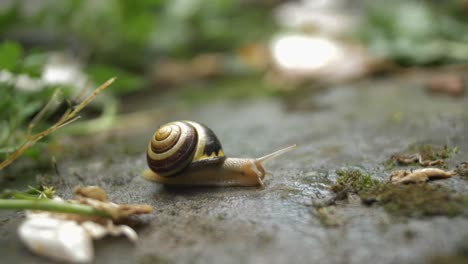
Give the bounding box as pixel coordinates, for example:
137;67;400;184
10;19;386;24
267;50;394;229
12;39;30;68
11;192;41;200
0;199;111;218
0;77;116;171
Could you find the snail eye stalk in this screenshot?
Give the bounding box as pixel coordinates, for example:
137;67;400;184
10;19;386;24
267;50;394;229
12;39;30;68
256;145;297;164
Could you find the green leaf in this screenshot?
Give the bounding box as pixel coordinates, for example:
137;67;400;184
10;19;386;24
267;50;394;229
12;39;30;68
0;2;20;33
0;41;23;72
87;64;145;95
21;52;48;77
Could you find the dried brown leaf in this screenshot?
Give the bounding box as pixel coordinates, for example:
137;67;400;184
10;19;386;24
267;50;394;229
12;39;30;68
71;186;153;220
391;153;445;167
75;198;152;220
74;186;108;202
390;168;455;184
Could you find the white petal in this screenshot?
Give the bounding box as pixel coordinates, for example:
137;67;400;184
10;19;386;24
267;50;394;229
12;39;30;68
117;225;138;242
18;217;93;263
81;221;138;242
80;221;108;239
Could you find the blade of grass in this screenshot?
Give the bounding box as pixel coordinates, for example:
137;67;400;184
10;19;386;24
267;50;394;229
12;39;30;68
0;199;111;218
68;77;116;118
0;77;116;171
27;89;61;134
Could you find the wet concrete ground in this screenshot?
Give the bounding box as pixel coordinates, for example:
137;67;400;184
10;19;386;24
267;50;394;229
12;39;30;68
1;72;467;263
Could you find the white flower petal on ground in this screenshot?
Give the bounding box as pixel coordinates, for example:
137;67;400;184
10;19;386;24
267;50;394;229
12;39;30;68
16;187;151;263
81;221;138;242
18;216;93;263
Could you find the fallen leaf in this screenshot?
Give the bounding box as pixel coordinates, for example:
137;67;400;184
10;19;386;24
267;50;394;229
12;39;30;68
391;153;445;167
74;186;109;202
390;168;455;184
72;186;153;220
73;197;152;220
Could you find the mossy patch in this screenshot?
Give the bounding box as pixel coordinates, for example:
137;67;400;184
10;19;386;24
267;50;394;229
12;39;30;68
327;168;468;218
456;162;468;178
409;144;457;160
215;213;226;221
385;144;458;169
360;184;468;218
314;207;343;227
330;169;380;197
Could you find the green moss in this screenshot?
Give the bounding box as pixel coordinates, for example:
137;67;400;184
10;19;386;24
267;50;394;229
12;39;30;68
360;184;468;218
383;159;397;170
330;169;380;196
408;144;457;160
385;144;458;169
456;162;468;178
215;213;226;221
314;207;343;227
327;168;468;218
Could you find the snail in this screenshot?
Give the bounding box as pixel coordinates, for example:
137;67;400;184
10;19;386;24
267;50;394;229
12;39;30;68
142;120;296;187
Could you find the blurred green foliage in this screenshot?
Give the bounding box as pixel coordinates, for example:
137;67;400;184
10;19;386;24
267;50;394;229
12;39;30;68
0;41;22;71
0;0;277;167
86;64;144;95
0;41;47;76
0;42;70;162
0;0;278;105
0;1;277;170
0;0;275;79
152;0;275;57
179;76;283;104
0;84;58;161
360;0;468;65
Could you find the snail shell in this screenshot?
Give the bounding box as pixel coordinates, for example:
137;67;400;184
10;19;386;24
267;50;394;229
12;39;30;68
146;121;225;177
143;120;296;187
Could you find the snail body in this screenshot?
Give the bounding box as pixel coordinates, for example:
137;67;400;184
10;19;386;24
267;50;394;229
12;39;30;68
143;120;295;187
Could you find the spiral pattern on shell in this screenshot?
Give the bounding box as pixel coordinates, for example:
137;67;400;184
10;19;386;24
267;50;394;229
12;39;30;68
146;121;225;177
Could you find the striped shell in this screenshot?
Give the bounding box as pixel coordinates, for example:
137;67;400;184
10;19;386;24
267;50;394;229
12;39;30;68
146;121;225;177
